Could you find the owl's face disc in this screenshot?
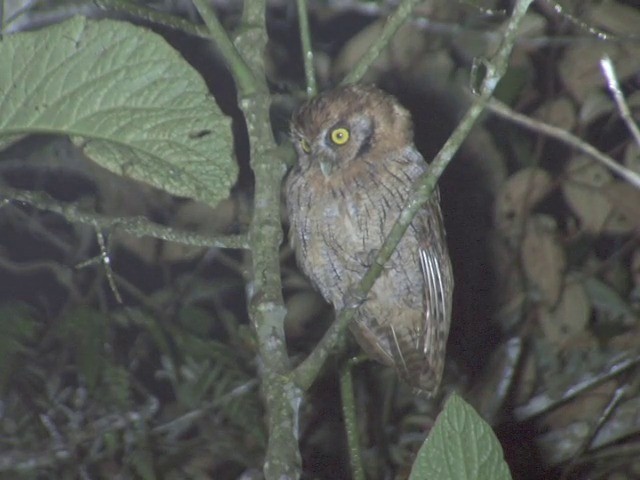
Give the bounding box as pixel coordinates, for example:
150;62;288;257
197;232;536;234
290;84;414;177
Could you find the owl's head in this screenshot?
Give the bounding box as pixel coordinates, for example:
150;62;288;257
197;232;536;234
290;84;414;177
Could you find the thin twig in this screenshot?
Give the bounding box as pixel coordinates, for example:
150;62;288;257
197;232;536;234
342;0;423;84
295;0;316;96
2;0;37;30
545;0;615;41
93;226;123;303
340;361;365;480
514;353;640;420
485;98;640;189
559;382;632;480
92;0;209;38
192;0;258;95
600;55;640;148
0;185;249;250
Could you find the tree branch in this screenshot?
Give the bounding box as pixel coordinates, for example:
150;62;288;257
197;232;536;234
192;0;258;96
485;98;640;189
295;0;317;96
341;0;423;85
195;1;302;478
601;55;640;149
0;185;249;249
93;0;210;38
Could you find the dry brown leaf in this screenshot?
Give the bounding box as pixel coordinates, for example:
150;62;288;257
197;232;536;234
563;156;614;233
538;279;592;348
463;126;508;193
632;249;640;289
565;155;613;186
512;351;537;406
521;215;566;306
586;0;640;36
579;89;640;128
624;142;640;174
602;181;640;234
285;290;327;339
559;42;640;101
534;96;576;131
332;20;432;83
516;10;547;38
579;91;614;125
160;198;239;262
495;167;553;236
489;233;526;318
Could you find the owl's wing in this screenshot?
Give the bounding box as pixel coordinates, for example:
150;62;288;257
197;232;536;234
418;246;450;374
391;194;453;394
409;197;454;393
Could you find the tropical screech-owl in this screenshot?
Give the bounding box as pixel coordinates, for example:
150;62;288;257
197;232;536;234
285;84;453;394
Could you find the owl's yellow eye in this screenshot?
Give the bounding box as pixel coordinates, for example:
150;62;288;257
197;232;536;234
330;127;350;146
300;139;311;154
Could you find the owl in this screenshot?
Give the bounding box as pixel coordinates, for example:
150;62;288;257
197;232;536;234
285;84;453;394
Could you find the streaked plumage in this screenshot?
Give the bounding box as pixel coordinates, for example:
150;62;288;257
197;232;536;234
285;84;453;394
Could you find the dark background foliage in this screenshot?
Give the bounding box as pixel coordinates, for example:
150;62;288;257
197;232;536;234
1;1;640;479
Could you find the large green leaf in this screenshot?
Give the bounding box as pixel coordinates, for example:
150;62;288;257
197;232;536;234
0;16;236;207
409;393;512;480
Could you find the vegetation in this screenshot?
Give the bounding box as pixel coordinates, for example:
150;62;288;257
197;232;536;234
0;1;639;479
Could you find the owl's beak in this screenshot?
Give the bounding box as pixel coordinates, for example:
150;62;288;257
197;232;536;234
319;158;334;178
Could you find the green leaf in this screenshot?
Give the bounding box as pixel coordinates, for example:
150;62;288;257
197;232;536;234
0;303;39;392
409;393;512;480
61;306;109;391
0;16;236;207
130;447;156;480
584;277;636;320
